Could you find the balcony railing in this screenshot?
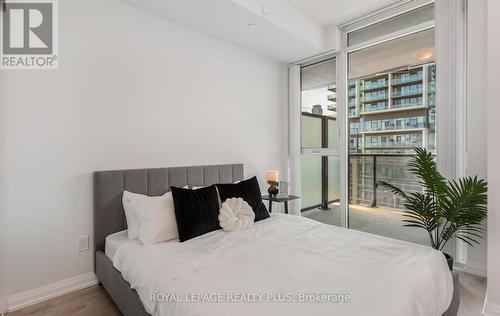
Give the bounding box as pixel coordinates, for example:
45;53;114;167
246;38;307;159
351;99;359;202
349;153;425;209
363;103;389;112
362;94;388;102
362;121;426;132
362;83;388;90
328;94;337;102
392;88;423;97
301;153;425;212
392;102;424;109
364;141;422;148
300;113;429;212
392;73;423;85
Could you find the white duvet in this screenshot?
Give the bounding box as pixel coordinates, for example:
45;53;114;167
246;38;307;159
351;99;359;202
113;214;453;316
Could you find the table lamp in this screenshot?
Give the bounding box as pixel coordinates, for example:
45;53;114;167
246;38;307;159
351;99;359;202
266;170;279;197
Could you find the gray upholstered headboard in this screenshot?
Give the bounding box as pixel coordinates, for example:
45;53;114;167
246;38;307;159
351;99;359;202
93;164;244;255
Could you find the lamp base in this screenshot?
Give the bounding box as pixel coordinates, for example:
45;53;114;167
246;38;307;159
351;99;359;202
268;185;278;197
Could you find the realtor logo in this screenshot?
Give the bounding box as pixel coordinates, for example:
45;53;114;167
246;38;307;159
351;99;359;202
1;0;58;69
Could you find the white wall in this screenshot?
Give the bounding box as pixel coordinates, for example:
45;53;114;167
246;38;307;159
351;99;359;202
486;0;500;313
0;0;287;301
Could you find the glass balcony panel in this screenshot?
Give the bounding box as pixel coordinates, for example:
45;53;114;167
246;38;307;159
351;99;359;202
302;155;341;227
301;115;322;148
300;156;322;209
328;156;341;202
327;119;338;148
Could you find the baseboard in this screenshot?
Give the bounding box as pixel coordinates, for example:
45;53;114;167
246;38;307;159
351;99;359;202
7;272;98;313
464;260;487;278
483;294;500;315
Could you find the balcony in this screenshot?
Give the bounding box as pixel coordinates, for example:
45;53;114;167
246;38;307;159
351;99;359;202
363;102;388;113
301;153;429;246
364;141;421;148
361;121;426;133
392;101;424;109
362;84;388;91
361;93;388;103
391;88;423;98
391;74;423;85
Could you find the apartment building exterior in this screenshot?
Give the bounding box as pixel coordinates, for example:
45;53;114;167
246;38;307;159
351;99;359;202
327;62;436;209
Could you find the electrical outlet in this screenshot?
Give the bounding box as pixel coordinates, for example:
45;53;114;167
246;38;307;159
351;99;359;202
78;235;89;252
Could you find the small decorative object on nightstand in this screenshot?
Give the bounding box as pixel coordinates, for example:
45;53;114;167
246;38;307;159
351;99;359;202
262;195;300;214
266;170;279;197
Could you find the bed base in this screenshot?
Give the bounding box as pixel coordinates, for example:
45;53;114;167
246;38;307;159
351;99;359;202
96;251;150;316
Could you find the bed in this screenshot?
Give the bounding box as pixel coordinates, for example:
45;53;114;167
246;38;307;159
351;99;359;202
94;164;459;316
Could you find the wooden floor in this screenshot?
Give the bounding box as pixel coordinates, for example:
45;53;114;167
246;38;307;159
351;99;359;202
8;286;121;316
8;272;486;316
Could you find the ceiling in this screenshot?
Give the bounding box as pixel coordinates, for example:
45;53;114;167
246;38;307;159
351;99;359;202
117;0;399;62
288;0;397;26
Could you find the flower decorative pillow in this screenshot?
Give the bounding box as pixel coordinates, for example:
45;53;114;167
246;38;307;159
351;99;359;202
218;198;255;232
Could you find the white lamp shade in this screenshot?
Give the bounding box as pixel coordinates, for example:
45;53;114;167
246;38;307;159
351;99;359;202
266;170;278;182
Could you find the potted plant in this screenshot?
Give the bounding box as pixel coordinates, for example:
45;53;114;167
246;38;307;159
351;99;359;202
379;147;487;271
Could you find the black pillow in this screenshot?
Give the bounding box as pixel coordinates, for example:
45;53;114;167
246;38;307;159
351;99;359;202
170;185;221;242
216;177;270;222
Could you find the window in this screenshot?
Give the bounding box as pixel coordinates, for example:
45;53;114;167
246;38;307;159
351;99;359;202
289;0;465;261
348;4;435;46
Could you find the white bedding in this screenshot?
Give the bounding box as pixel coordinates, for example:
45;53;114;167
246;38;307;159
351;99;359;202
105;230;141;260
113;214;453;316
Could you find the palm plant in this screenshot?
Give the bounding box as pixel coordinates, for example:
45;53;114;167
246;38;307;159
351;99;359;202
378;147;487;253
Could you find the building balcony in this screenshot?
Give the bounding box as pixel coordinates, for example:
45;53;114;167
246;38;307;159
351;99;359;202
392;102;424;109
364;141;421;148
361;122;426;133
360;95;388;103
328;94;337;102
391;89;423;98
391;75;423;85
359;105;427;116
362;84;388;91
363;103;389;112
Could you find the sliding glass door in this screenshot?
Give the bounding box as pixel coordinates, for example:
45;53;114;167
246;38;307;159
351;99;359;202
345;3;436;245
299;58;342;226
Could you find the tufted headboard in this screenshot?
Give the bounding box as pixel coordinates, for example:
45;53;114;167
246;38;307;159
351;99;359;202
93;164;244;256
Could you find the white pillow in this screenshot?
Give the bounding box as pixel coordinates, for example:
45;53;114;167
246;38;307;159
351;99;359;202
136;191;178;245
218;198;255;232
122;186;187;241
122;191;147;240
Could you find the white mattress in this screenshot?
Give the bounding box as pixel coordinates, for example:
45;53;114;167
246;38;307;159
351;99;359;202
104;230;141;260
112;214;453;316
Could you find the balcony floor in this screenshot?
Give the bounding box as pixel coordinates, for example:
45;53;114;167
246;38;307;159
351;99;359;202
303;203;429;246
